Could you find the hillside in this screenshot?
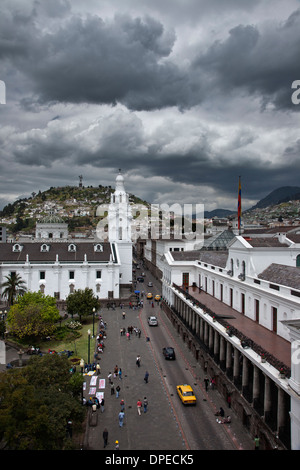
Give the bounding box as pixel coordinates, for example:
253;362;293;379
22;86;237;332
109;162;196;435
0;185;149;235
250;186;300;210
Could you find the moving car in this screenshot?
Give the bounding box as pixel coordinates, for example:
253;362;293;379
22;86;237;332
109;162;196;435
154;294;161;301
137;276;144;282
176;385;196;405
148;281;153;287
162;347;176;360
146;292;153;299
148;316;158;326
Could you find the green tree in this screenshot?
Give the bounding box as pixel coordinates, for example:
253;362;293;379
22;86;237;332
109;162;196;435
7;291;60;341
1;272;27;306
0;355;84;450
66;288;99;320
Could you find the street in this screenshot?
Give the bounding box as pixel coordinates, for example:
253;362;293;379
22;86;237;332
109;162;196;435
84;265;253;451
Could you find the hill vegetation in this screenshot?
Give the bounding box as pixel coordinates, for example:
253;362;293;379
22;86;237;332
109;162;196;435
0;184;149;235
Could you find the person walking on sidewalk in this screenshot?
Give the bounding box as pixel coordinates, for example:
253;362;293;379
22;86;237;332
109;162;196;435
100;398;105;413
143;397;148;413
137;399;142;415
103;428;108;448
118;411;125;427
116;385;120;398
144;371;149;383
136;355;141;367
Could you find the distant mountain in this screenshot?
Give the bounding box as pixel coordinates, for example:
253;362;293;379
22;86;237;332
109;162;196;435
204;208;236;218
250;186;300;210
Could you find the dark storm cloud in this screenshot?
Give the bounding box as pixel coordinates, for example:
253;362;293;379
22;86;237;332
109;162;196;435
1;0;300;211
193;9;300;110
1;3;299;113
6;13;191;111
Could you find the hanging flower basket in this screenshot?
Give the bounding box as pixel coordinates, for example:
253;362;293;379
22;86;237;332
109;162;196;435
261;353;266;363
279;368;286;378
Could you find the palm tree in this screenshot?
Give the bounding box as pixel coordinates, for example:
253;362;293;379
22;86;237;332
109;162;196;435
1;272;27;306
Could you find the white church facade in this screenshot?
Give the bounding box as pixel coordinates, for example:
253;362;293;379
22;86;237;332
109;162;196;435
0;172;133;301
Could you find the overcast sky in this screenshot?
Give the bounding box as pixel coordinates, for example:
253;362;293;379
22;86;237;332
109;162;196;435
0;0;300;212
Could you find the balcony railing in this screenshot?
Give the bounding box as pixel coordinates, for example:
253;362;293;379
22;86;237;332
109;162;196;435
172;283;291;378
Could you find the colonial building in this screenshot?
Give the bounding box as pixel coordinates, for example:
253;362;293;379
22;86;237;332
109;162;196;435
0;171;133;301
158;226;300;450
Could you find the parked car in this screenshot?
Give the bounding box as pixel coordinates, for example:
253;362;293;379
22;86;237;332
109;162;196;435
137;276;144;282
162;347;176;360
176;384;197;405
148;316;158;326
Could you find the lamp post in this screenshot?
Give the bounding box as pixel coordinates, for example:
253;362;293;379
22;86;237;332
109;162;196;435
87;329;91;364
92;307;96;338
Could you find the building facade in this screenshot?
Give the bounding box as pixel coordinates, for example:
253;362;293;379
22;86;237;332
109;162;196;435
0;172;133;302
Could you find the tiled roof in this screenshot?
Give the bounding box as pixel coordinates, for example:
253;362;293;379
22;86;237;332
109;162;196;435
258;263;300;290
0;242;114;263
199;251;228;268
170;250;228;268
243;237;289;247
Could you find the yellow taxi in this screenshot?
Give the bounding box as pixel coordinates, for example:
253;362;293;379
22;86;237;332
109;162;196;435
176;384;196;405
154;294;161;301
146;292;153;299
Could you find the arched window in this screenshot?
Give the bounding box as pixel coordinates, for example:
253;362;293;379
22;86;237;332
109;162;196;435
12;244;23;252
40;244;50;252
68;244;76;252
94;244;103;252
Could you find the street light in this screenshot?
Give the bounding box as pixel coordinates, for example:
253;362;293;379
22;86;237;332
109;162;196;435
87;329;91;364
92;307;96;337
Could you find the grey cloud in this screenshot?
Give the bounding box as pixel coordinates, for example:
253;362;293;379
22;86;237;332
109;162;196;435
193;10;300;110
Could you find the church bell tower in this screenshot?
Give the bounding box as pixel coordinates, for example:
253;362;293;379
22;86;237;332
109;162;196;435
108;170;133;290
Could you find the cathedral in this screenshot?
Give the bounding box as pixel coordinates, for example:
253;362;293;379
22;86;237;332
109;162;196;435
0;171;133;301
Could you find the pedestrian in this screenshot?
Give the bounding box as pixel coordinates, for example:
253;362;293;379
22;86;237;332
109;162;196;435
114;365;118;378
143;397;148;413
115;440;119;450
137;399;142;415
108;372;112;384
118;411;125;427
204;377;209;392
210;377;216;390
118;368;122;380
254;435;260;450
111;382;115;395
103;428;108;448
116;385;120;398
144;371;149;383
120;399;125;411
96;363;101;375
100;398;105;412
227;395;231;408
136;355;141;367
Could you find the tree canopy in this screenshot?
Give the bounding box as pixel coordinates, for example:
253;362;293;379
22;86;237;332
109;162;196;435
66;288;99;319
1;272;26;306
0;354;84;450
7;291;60;341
